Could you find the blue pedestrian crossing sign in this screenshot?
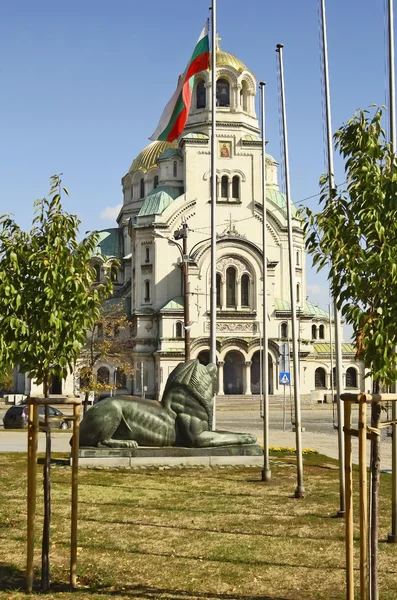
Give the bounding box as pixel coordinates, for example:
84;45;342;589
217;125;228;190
279;372;290;385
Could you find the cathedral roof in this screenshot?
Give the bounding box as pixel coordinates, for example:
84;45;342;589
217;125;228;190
313;343;356;354
129;140;178;175
266;188;297;216
274;298;329;318
160;296;184;311
138;185;184;217
93;228;123;258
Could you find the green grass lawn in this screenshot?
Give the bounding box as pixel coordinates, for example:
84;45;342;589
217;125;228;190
0;451;397;599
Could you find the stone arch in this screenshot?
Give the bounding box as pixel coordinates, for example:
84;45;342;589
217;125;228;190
315;367;326;389
346;366;358;388
223;350;245;395
250;350;274;395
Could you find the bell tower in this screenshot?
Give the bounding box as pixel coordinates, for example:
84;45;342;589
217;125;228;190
185;38;260;136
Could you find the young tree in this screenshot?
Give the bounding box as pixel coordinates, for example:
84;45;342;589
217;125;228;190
77;299;134;413
303;107;397;599
0;175;113;395
0;175;113;590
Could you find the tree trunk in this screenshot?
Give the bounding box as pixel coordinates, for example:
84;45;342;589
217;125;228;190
370;381;381;600
41;374;51;591
83;391;89;415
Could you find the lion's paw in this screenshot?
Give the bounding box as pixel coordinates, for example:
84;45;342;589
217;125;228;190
99;439;139;449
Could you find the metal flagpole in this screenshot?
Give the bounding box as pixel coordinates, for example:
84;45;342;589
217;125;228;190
210;0;217;430
387;0;397;544
260;82;271;481
320;0;345;517
276;43;304;498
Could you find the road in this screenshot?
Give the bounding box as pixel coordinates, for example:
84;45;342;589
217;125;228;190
0;403;393;469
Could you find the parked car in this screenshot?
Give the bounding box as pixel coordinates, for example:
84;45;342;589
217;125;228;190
3;404;70;430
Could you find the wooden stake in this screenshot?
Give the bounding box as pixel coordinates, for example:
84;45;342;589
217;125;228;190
344;399;354;599
26;402;39;593
358;399;368;599
70;403;80;589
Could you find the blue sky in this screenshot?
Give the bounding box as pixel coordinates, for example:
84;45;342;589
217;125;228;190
0;0;391;328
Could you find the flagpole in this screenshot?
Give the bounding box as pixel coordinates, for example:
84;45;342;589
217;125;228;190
320;0;345;518
210;0;217;430
387;0;397;544
260;81;271;482
276;43;304;498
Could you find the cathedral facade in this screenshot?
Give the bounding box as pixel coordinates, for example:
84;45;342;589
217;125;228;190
94;44;363;402
23;43;364;402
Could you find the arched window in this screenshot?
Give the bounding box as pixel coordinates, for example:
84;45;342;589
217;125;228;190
97;366;110;385
216;78;230;106
111;266;118;282
232;175;240;199
173;161;177;177
153;175;159;189
312;325;317;340
241;274;249;307
216;273;222;308
144;280;150;302
319;324;325;339
196;79;206;109
281;322;288;338
140;178;145;199
145;247;150;263
116;369;127;388
346;367;358;388
315;367;326;389
296;250;300;266
175;322;183;338
93;264;101;282
332;367;336;387
296;283;300;303
226;267;236;307
221;175;228;198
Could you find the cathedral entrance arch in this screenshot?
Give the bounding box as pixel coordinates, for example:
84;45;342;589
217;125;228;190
223;351;244;395
250;351;274;395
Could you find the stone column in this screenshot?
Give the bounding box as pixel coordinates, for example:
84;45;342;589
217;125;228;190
205;82;211;111
221;277;227;308
217;361;224;395
228;178;232;201
236;84;242;109
244;361;252;395
236;279;241;310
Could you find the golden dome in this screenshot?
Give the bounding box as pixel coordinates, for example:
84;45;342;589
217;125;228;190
211;49;246;73
128;140;178;175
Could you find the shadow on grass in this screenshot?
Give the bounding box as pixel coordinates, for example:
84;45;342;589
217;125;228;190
79;515;344;543
92;583;290;599
0;563;25;591
0;566;290;599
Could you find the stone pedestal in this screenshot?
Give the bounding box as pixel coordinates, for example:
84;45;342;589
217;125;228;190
76;444;263;468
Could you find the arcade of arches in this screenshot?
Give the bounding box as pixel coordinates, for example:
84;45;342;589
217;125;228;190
197;349;274;395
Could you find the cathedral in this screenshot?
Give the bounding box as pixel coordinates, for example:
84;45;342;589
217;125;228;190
23;41;364;402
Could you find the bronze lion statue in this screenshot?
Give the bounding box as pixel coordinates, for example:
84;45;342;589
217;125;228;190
78;360;256;448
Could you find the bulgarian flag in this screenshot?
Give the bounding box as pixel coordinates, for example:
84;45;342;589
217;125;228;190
150;22;210;142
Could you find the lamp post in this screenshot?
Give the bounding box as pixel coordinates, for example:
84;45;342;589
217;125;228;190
154;226;191;361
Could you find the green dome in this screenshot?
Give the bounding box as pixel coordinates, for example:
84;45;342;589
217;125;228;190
138;185;183;217
266;189;297;216
157;148;184;161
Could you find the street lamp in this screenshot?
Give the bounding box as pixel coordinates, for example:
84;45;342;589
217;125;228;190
153;229;226;364
153;226;191;361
